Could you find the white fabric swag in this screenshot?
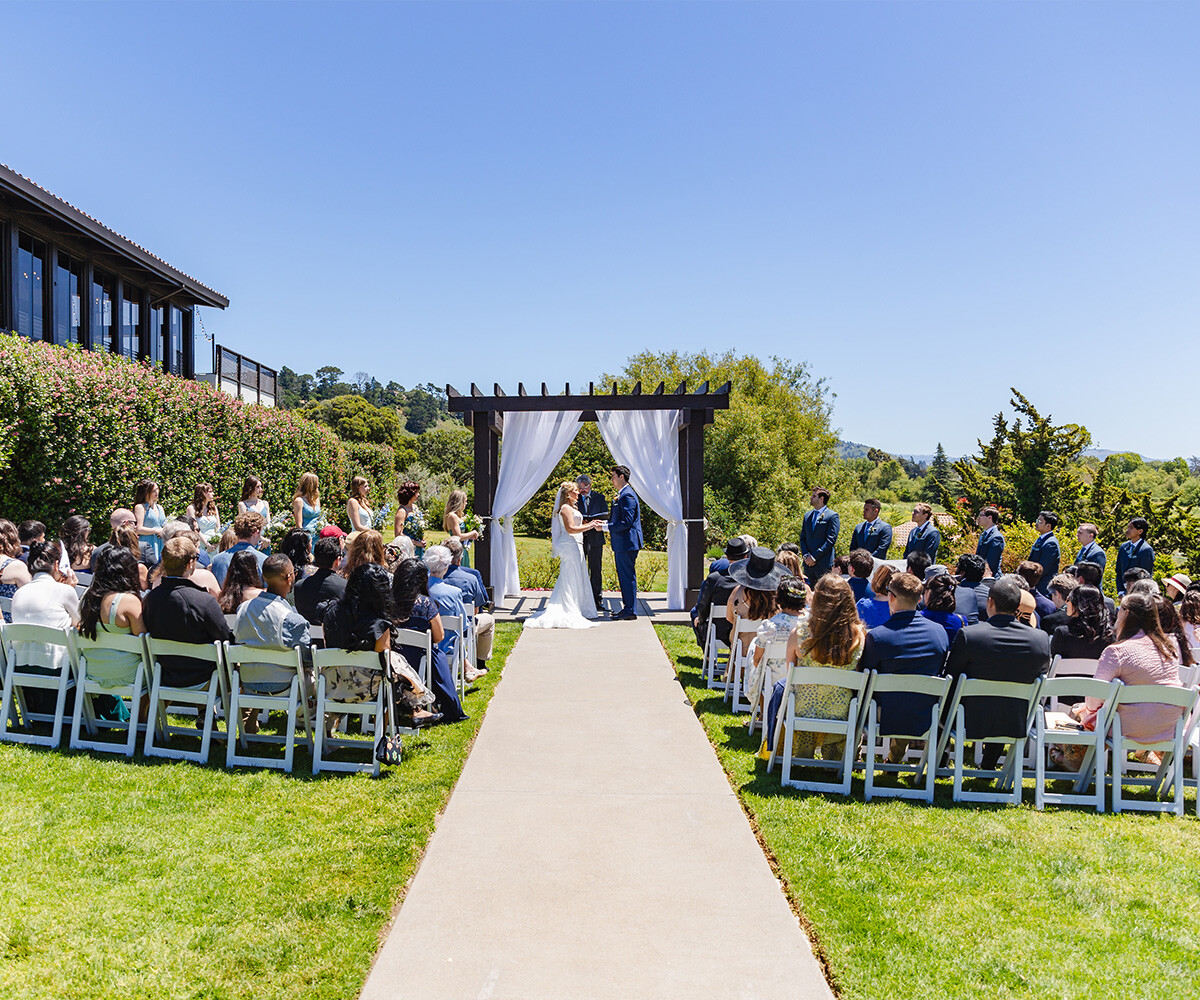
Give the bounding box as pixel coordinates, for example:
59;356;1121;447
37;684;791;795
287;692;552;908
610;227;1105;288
595;408;687;610
490;410;583;607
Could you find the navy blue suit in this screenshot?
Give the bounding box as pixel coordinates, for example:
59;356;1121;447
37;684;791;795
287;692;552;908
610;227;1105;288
850;519;892;559
446;565;488;610
904;521;940;561
848;576;874;603
1027;533;1060;596
1073;540;1107;572
1115;539;1155;595
975;526;1005;576
800;506;840;584
859;610;949;737
608;484;643;615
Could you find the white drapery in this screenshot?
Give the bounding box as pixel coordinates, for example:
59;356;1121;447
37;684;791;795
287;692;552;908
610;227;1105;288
595;409;687;610
490;410;583;606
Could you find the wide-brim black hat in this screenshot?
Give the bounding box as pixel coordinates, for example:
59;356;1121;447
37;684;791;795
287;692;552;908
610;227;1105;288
729;546;787;591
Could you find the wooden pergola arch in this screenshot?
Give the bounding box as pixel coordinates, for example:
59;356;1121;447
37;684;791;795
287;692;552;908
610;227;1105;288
446;380;732;604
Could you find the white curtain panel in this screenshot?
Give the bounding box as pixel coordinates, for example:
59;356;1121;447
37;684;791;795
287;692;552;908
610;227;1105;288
595;408;687;609
490;409;583;605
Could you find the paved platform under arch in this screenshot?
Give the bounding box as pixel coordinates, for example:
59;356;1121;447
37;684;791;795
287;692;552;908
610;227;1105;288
360;617;833;1000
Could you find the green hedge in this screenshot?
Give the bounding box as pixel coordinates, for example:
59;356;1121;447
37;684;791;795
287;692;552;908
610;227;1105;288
0;334;348;537
341;441;397;530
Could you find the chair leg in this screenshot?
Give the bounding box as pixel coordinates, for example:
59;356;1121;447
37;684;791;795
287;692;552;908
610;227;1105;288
312;676;326;775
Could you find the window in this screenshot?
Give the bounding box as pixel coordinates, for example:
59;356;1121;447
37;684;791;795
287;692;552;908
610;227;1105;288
167;306;185;375
16;233;46;340
147;305;163;366
90;271;114;352
119;286;140;359
53;252;85;346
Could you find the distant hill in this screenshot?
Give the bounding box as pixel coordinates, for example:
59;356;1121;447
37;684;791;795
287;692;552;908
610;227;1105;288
836;440;952;465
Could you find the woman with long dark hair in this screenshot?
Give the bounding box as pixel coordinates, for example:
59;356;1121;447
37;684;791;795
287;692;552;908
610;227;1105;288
392;558;468;722
9;540;79;713
0;517;32;622
279;529;313;584
59;515;94;573
393;481;424;559
1050;584;1114;660
238;475;271;522
921;573;968;646
186;483;221;544
78;546;147;720
217;550;264;614
1179;584;1200;649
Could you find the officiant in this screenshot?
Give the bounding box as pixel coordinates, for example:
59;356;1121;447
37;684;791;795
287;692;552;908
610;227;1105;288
576;474;607;610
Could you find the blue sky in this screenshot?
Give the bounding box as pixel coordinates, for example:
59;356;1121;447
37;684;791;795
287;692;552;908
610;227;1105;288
4;2;1197;458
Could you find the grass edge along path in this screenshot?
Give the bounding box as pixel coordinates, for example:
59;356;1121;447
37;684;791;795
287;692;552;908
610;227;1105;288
654;623;1200;1000
0;622;522;1000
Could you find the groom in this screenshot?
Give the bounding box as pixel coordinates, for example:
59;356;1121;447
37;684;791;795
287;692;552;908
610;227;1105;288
608;465;643;620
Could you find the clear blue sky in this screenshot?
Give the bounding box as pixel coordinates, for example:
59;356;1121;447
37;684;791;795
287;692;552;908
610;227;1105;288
4;2;1197;459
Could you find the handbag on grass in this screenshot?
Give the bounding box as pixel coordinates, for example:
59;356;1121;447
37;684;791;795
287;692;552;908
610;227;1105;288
375;733;403;765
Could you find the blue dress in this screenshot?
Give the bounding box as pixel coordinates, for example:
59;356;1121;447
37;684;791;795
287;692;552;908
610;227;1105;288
299;498;322;539
395;596;466;721
141;503;166;562
0;555;18;622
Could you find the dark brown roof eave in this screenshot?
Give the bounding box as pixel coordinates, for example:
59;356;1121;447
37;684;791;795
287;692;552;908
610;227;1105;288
0;164;229;309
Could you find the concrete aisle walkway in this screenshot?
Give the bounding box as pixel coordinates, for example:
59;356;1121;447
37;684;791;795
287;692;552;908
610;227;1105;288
360;618;833;1000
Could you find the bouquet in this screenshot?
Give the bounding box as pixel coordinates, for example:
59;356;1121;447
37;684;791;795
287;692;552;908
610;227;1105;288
402;509;426;543
372;503;394;532
262;512;295;551
462;511;485;540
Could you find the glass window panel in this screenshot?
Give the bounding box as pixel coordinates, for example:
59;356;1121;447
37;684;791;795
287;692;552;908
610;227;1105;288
90;271;114;352
147;305;163;366
119;287;140;359
167;306;184;375
16;233;45;341
53;252;84;346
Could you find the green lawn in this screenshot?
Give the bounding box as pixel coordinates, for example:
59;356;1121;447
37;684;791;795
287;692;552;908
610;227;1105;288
654;624;1200;1000
0;622;521;1000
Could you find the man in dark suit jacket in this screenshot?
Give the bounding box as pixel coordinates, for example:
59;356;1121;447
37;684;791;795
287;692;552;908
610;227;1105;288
974;506;1005;576
858;571;949;760
691;537;748;647
1115;517;1155;596
800;487;840;586
903;503;940;562
1039;574;1075;634
1072;523;1106;573
1028;510;1061;597
575;475;607;611
944;576;1051;769
953;554;992;625
850;499;893;559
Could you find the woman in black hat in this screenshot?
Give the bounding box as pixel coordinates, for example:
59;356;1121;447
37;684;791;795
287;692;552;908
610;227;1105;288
727;547;785;658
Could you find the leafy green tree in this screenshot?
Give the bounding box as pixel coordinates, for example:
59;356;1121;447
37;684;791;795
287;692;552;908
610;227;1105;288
402;385;445;434
299;395;405;451
416;425;473;485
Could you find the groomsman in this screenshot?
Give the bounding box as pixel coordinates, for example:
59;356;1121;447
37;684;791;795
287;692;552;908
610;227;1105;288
1028;510;1061;596
1115;517;1155;595
1073;523;1106;572
850;498;893;558
800;487;840;585
975;506;1005;576
903;503;940;562
575;475;607;610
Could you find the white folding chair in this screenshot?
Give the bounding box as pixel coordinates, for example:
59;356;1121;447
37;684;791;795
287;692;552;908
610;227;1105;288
1108;683;1197;816
462;600;479;671
441;614;467;698
308;624;325;644
223;642;312;772
311;647;395;776
938;676;1044;805
1031;677;1121;812
702;604;732;689
70;630;152;756
0;595;11;620
724;618;766;714
74;571;93;588
1046;655;1100;682
747;639;788;736
74;584;90;600
143;638;228;763
392;628;433;689
767;666;868;795
0;623;76;747
862;673;952;804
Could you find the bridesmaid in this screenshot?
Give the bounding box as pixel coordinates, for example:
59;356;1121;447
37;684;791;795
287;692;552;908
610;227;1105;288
393;481;424;559
133;479;166;564
293;472;322;539
346;476;374;532
442;489;479;568
238;475;271;522
186;483;222;546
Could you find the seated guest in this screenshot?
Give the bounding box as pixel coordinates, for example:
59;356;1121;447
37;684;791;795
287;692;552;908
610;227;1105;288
320;563;440;728
0;518;33;622
1005;571;1039;626
174;515;213;568
1153;595;1195;670
294;536;347;625
9;540;79;713
424;545;493;681
1128;579;1160;600
1115;517;1155;596
233;554;312;733
954;554;992;625
210;512;267;587
832;554;851;578
905;550;932;583
342;529;387;578
217;550;265;614
921;573;968;646
444;538;488;610
903;503;940;562
857;564;895;628
777;541;800;558
1040;574;1077;634
1073;560;1116;619
774;550;803;579
157;521;220;596
218;527;237;553
1071;592;1185;764
692;537;748;646
727;548;783;657
974;506;1005;576
18;520;46;563
944;576;1051;769
760;575;865;761
745;576;808;725
388;533;414;560
59;515;93;575
846;548;875;602
77;546;146;721
89;508;137;572
1028;510;1061;596
113;526;151;590
859;570;949;761
279;529;313;582
391;558;467;722
1017;561;1056;620
800;487;840;585
1073;523;1106;572
1163;573;1191;604
141;537;233;687
1123;567;1152;597
850;498;893;558
1179;584;1200;649
1050;584;1114;660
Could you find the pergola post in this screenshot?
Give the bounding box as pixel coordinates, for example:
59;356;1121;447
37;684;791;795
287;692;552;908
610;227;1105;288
684;410;707;606
469;409;500;603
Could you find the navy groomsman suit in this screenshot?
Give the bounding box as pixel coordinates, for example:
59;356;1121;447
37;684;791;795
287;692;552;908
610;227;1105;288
851;518;893;559
1028;532;1060;596
1115;539;1155;595
904;521;940;561
1073;540;1107;573
859;610;950;738
976;525;1005;576
800;505;840;585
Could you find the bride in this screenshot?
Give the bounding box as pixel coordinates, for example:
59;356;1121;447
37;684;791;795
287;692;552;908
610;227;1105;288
525;480;604;629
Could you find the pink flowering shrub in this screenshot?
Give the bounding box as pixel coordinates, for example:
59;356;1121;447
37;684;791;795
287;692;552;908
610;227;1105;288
0;334;348;537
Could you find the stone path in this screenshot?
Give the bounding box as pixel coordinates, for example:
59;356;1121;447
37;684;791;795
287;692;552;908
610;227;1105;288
360;617;833;1000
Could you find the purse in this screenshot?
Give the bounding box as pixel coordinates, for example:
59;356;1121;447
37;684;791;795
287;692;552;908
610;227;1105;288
374;733;403;765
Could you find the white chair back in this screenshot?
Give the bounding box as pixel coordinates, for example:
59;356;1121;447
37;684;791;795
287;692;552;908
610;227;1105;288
1047;655;1100;680
223;642;311;772
311;646;393;776
0;623;76;748
861;672;952;804
1110;683;1198;817
143;637;227;764
70;629;152;757
1032;677;1121;812
392;627;434;688
769;665;869;795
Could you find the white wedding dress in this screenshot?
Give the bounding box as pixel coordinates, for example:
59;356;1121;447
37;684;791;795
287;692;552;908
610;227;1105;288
525;497;598;630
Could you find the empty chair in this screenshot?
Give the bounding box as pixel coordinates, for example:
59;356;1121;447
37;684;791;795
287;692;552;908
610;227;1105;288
143;637;228;763
0;623;76;747
223;642;312;772
1031;677;1121;811
311;647;395;776
862;673;953;804
70;630;152;757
